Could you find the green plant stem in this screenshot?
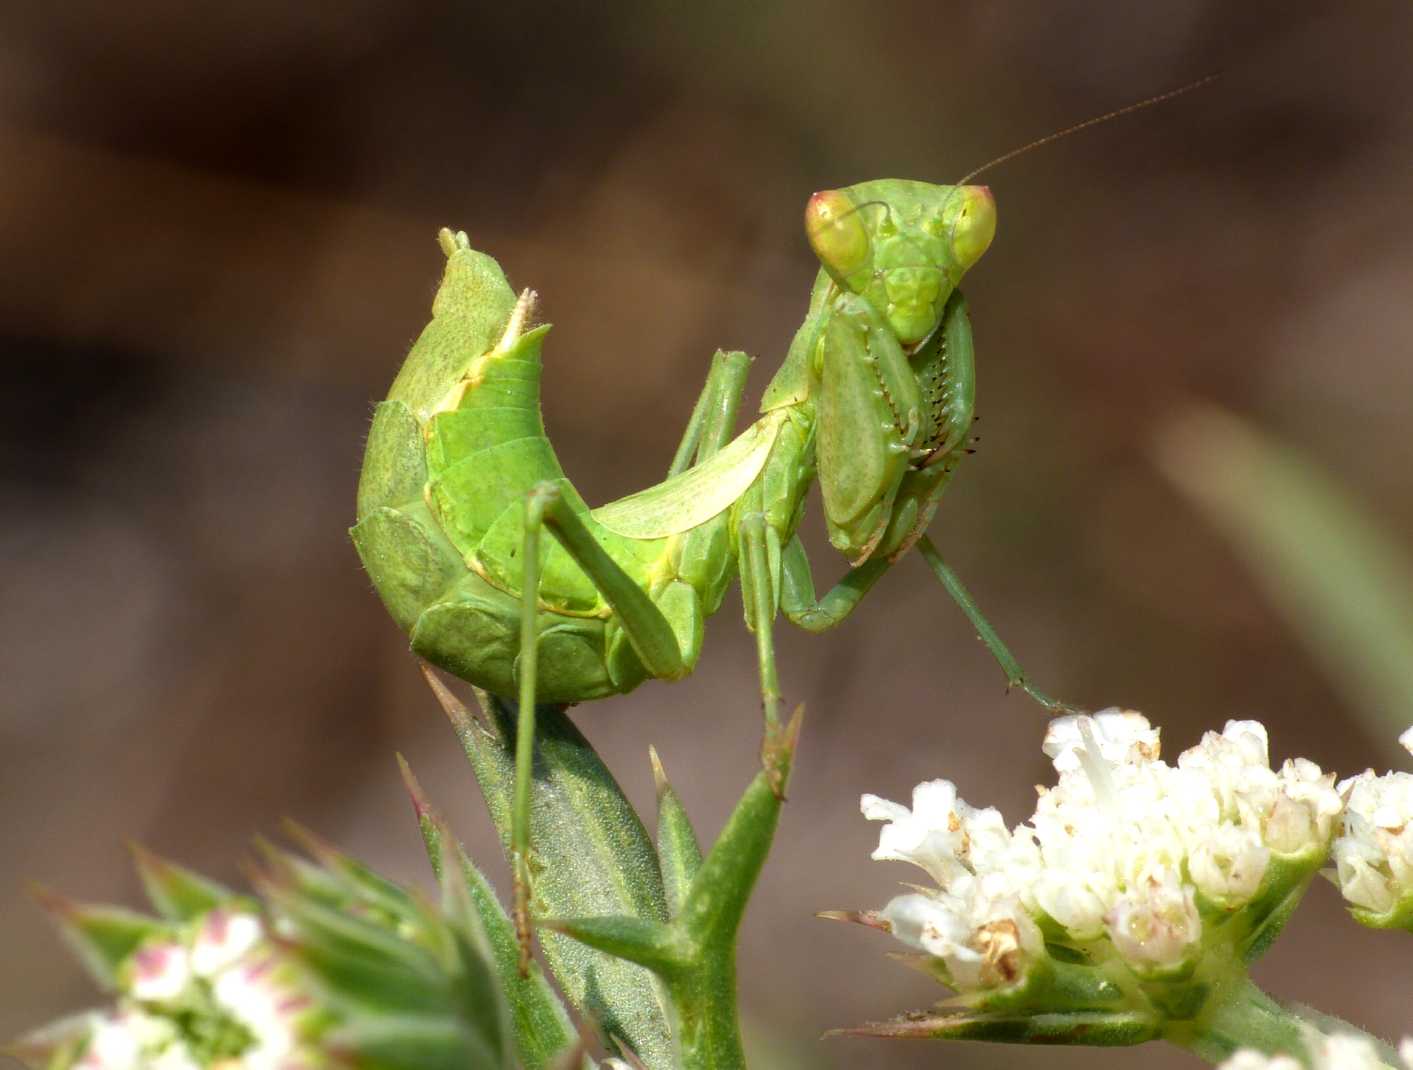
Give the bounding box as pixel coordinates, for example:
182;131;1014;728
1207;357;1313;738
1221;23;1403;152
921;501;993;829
552;714;800;1069
1164;975;1394;1067
1166;976;1306;1065
669;722;795;1070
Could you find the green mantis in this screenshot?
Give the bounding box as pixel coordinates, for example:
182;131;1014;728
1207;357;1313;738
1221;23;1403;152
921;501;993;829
352;177;1074;965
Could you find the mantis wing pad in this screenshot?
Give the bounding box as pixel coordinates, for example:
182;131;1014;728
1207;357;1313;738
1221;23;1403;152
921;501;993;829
592;412;787;539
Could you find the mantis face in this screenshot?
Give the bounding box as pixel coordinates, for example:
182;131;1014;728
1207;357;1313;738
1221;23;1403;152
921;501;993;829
806;180;994;346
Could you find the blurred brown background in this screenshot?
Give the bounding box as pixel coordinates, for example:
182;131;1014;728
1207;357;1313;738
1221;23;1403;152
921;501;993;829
4;3;1412;1067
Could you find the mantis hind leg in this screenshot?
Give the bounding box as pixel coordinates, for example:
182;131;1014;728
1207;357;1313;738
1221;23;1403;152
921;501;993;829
915;535;1079;714
511;482;692;969
510;352;751;966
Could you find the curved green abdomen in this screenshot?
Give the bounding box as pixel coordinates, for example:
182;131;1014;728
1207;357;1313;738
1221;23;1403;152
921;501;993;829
350;235;656;701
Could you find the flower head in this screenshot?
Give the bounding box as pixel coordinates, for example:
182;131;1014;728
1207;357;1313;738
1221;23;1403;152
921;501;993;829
62;909;320;1070
19;840;522;1070
856;710;1339;1012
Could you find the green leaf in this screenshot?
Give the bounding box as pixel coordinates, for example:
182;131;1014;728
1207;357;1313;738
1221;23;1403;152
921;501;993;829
282;822;422;926
424;669;674;1068
650;747;702;920
1156;405;1413;752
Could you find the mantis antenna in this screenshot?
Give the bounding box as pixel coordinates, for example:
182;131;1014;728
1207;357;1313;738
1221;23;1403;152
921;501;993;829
955;73;1220;185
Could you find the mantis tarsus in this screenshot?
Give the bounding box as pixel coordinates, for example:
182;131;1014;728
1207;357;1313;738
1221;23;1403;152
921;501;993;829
352;177;1080;966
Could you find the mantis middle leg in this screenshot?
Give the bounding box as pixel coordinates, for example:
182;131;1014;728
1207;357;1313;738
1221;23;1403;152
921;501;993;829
915;536;1077;713
779;533;1078;714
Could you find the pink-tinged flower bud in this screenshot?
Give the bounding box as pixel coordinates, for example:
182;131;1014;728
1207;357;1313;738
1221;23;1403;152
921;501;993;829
190;910;263;978
124;941;191;1004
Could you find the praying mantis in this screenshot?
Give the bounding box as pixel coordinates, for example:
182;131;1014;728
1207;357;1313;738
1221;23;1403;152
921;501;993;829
351;175;1081;964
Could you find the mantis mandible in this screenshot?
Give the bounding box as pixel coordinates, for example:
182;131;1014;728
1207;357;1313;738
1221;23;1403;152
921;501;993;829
351;176;1078;963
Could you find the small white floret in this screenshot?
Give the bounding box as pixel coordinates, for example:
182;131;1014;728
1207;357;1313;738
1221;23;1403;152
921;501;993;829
1043;709;1159;775
1104;865;1201;973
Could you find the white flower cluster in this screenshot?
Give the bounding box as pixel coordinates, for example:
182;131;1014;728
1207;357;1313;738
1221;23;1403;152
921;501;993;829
1220;1034;1413;1070
863;710;1341;990
1332;730;1413;925
78;911;315;1070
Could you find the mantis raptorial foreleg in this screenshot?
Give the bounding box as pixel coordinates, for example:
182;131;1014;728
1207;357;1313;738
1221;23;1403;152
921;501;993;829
780;535;890;632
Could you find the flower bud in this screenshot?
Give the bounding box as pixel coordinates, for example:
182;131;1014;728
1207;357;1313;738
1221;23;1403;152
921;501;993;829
1333;729;1413;929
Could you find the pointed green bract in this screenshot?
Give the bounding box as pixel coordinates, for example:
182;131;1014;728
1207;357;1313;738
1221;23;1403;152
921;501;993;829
541;915;689;977
438;856;515;1070
396;753;447;880
651;747;702;919
130;845;239;923
30;887;163;990
830;1009;1162;1046
264;837;528;1070
446;842;578;1069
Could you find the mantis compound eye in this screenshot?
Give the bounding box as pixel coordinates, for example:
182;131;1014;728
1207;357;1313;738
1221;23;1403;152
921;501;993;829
805;189;870;283
949;184;996;270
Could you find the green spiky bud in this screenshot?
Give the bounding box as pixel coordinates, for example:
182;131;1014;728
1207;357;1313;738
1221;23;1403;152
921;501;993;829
14;841;526;1070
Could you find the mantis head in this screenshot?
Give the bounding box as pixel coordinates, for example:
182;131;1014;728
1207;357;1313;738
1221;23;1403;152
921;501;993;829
805;180;995;346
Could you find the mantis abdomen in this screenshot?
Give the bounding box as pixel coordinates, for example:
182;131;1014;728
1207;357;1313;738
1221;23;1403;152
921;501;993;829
351;229;771;703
